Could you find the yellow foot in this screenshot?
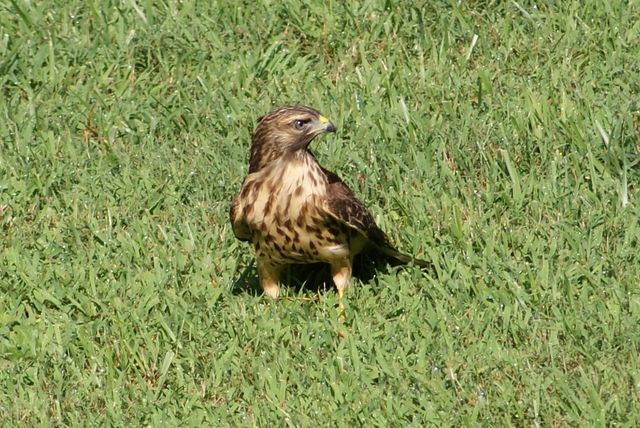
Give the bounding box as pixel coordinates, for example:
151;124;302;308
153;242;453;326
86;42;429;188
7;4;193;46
337;295;348;338
337;289;346;321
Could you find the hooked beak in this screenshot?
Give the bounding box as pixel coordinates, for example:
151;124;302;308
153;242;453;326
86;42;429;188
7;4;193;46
316;115;336;133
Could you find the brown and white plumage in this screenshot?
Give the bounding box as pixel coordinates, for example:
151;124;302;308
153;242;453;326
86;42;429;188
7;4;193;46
230;105;428;300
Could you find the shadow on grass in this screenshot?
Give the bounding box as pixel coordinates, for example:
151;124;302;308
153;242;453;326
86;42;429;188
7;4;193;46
230;250;397;297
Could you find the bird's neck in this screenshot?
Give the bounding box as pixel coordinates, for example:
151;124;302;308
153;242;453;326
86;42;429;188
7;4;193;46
249;147;318;174
276;150;328;197
249;145;279;174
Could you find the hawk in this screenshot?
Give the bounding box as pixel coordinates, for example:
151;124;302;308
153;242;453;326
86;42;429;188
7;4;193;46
230;105;429;301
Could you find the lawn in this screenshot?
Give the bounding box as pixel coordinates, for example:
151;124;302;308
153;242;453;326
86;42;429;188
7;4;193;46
1;0;639;425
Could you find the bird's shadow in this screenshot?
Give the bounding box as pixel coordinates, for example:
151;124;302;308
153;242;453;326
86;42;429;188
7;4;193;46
230;250;392;297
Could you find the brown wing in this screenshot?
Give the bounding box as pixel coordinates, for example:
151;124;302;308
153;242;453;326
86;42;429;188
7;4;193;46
322;168;431;269
229;195;251;241
321;168;391;248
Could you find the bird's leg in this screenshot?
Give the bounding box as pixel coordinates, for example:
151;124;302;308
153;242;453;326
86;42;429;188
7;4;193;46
330;258;353;318
257;259;283;299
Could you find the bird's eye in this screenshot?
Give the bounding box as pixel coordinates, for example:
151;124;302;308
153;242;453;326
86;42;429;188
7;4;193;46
293;120;305;130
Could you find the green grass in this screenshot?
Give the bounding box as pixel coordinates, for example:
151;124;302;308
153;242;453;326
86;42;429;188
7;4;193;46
1;0;639;425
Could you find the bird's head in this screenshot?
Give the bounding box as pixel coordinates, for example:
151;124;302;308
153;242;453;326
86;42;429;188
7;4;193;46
249;105;336;173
